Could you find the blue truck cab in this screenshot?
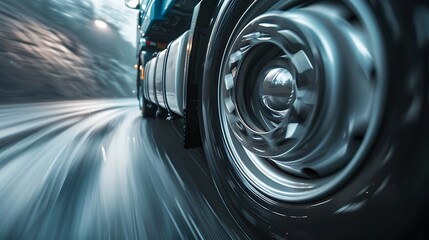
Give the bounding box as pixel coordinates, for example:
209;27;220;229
127;0;198;60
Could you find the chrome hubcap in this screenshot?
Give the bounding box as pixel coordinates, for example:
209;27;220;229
219;2;385;202
260;67;296;113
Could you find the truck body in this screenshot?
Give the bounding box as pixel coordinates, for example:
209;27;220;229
128;0;206;147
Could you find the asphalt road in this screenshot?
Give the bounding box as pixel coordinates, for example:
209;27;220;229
0;99;244;240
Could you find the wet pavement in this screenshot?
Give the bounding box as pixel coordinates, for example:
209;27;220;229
0;99;244;239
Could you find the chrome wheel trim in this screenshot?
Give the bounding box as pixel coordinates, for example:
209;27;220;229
218;2;386;202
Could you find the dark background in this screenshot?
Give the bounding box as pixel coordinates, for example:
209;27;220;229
0;0;136;101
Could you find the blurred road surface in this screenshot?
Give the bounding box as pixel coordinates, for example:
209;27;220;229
0;99;243;239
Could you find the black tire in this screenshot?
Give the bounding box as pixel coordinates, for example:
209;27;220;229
201;0;429;239
141;96;156;118
137;66;156;118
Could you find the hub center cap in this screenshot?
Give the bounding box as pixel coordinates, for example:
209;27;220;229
260;67;296;113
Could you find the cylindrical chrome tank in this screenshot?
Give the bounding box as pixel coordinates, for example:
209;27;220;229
147;55;158;105
142;31;190;116
164;31;189;116
155;49;168;109
143;60;152;101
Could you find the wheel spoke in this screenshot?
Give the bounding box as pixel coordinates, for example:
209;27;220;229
218;1;385;202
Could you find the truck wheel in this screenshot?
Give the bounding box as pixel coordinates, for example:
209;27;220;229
137;66;156;118
201;0;429;239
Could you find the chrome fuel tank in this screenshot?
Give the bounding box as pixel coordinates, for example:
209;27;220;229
143;60;152;101
164;31;189;116
143;30;190;116
155;49;167;109
147;56;158;104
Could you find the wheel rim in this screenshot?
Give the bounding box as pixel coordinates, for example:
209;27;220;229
218;1;386;202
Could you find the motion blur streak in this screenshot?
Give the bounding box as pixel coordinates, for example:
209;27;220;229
0;99;242;240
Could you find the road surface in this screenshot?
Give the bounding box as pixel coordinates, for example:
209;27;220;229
0;99;244;240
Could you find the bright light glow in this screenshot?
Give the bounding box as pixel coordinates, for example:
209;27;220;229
126;0;139;8
101;145;107;162
94;20;108;29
